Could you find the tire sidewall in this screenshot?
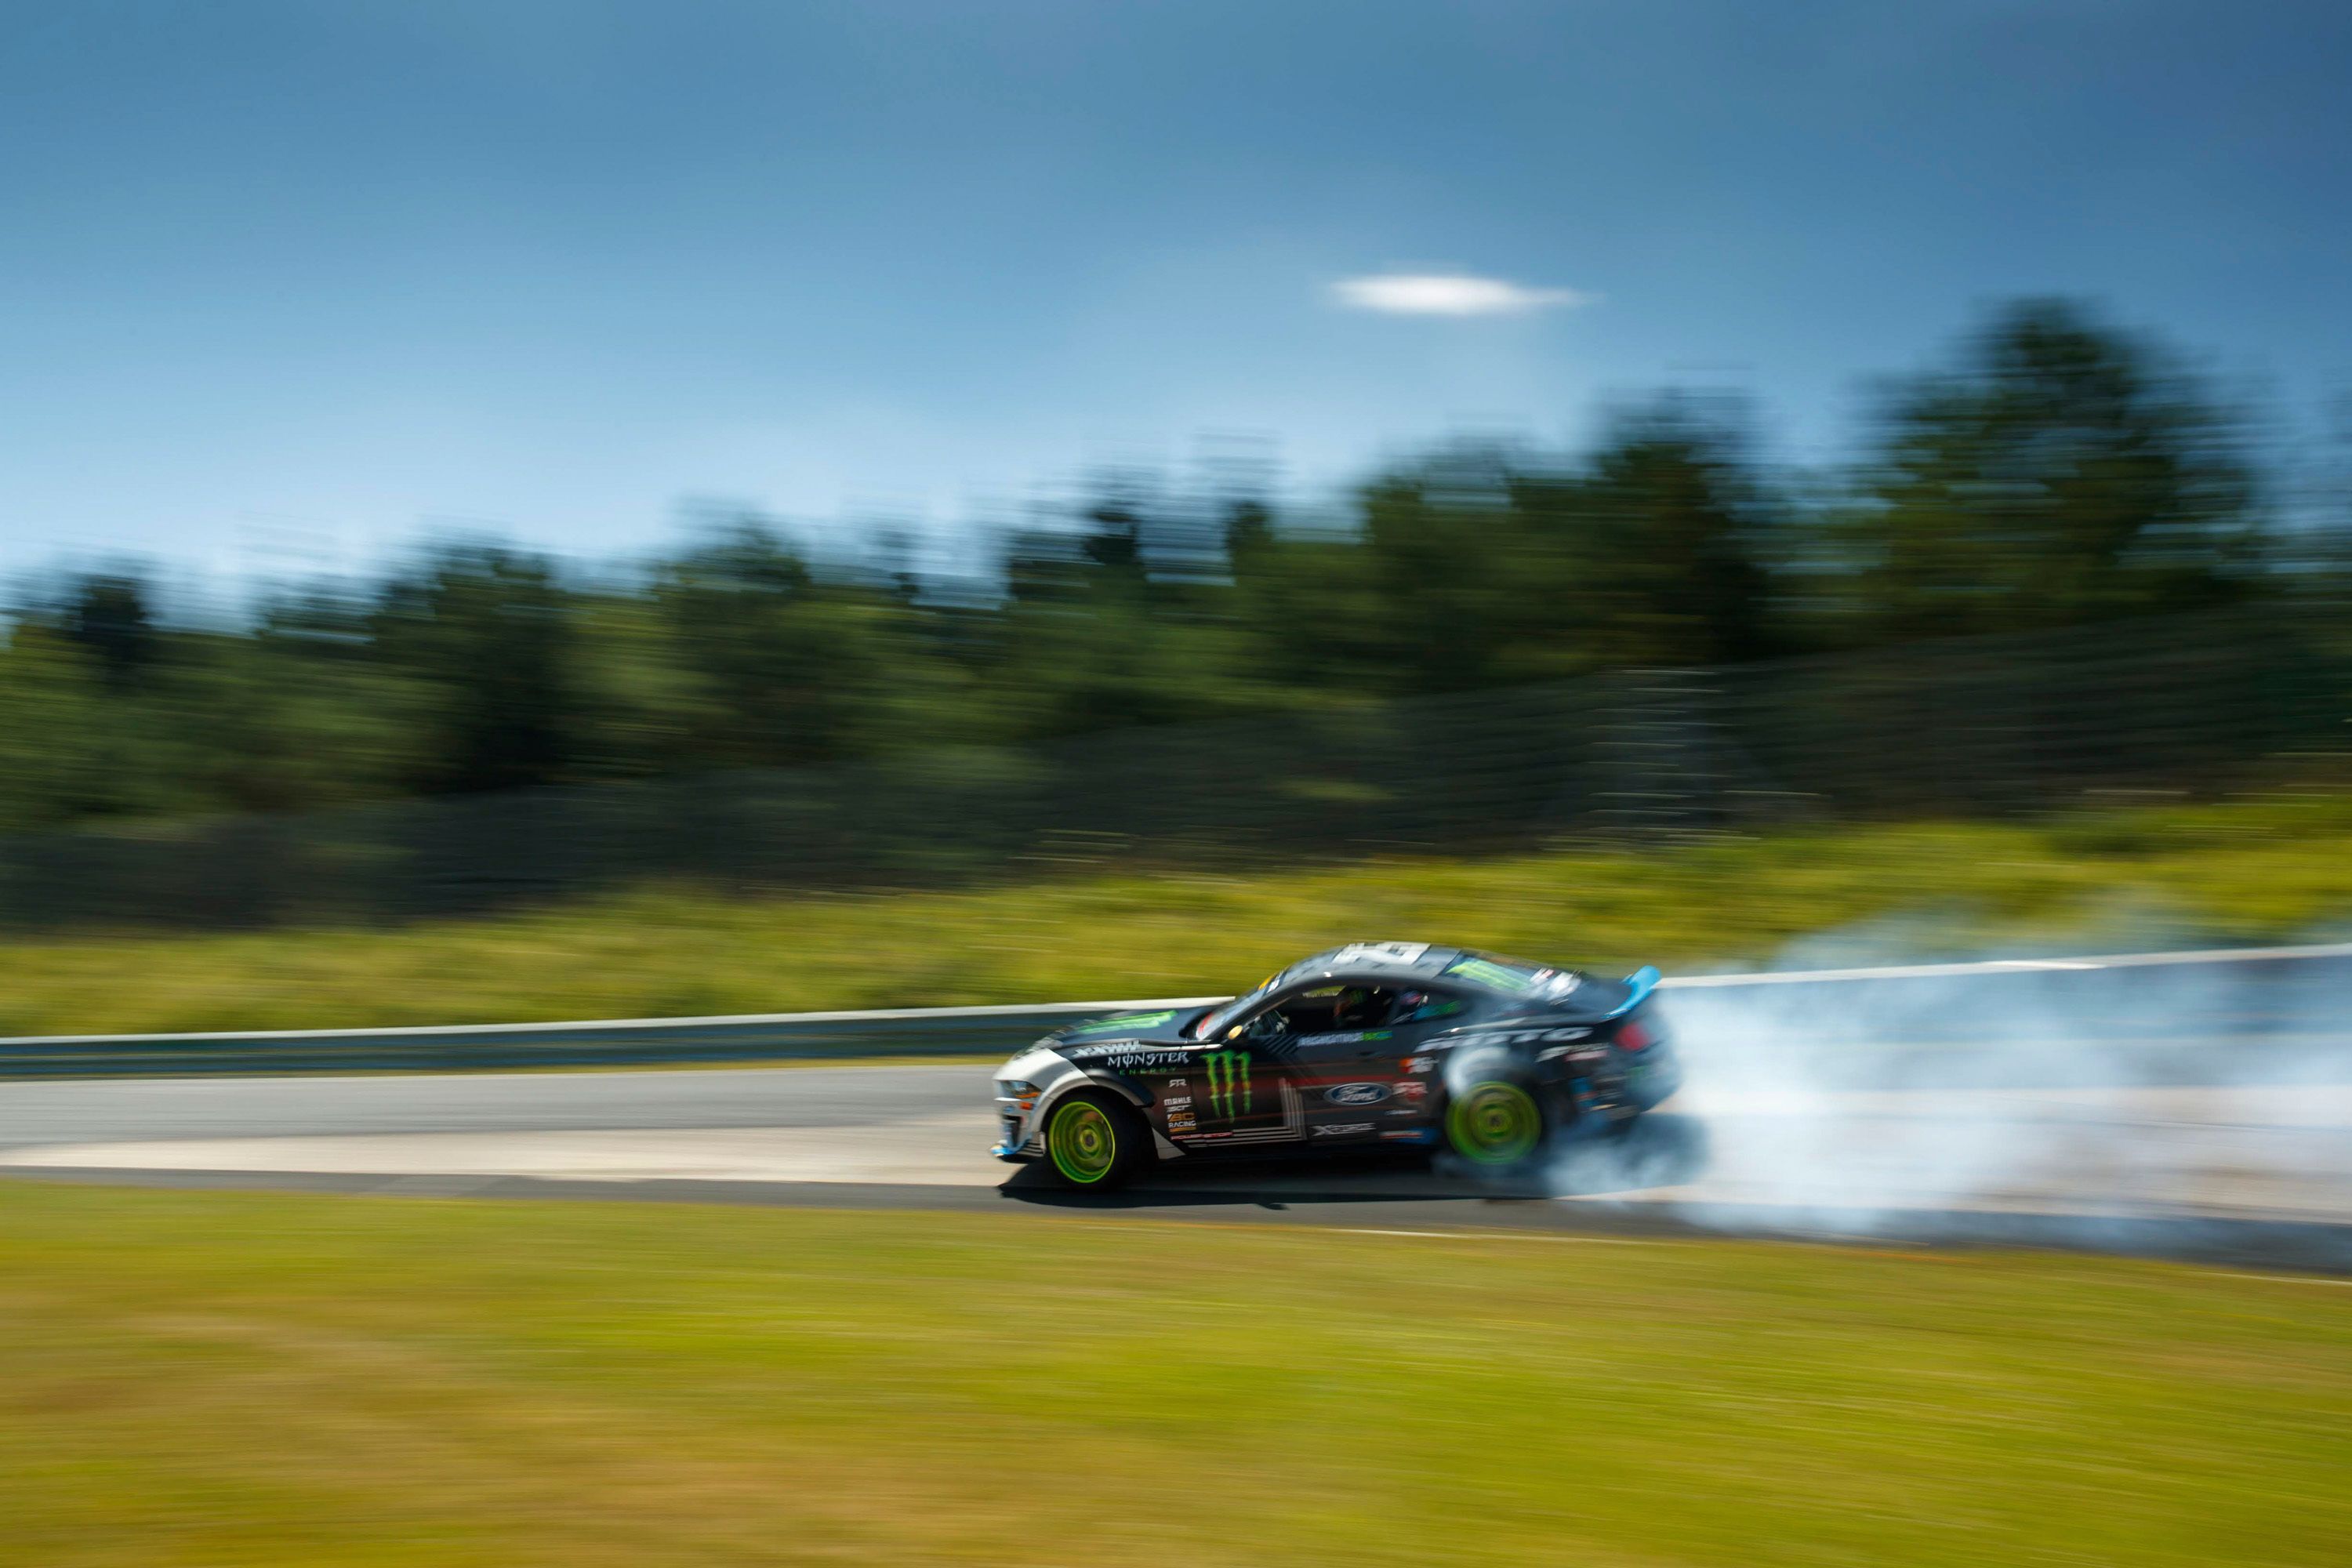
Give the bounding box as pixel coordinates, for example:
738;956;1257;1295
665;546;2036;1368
1441;1057;1550;1173
1042;1087;1143;1189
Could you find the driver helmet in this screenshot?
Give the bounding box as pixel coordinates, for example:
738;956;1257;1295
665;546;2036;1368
1332;986;1385;1029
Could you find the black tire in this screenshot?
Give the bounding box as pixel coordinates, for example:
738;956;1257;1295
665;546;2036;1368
1442;1070;1550;1174
1039;1089;1146;1190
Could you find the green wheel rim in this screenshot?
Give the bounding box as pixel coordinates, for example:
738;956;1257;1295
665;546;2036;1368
1448;1081;1541;1165
1047;1101;1118;1184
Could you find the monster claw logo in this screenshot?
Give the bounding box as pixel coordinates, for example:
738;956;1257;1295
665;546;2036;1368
1203;1051;1252;1117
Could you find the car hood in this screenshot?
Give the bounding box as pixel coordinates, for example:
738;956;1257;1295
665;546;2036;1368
1040;1007;1207;1053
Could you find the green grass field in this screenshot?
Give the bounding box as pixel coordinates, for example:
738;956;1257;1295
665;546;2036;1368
6;791;2352;1037
1;1181;2345;1566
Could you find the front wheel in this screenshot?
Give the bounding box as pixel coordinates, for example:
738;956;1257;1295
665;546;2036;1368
1040;1090;1144;1189
1444;1077;1547;1171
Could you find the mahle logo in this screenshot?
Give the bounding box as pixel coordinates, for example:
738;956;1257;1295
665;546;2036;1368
1203;1051;1252;1116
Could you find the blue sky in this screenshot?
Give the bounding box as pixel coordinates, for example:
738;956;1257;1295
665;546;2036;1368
2;0;2347;585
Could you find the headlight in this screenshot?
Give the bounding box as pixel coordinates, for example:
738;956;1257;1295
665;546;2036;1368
996;1080;1040;1109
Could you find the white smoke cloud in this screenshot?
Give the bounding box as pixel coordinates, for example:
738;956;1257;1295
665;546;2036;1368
1330;271;1598;316
1548;929;2352;1259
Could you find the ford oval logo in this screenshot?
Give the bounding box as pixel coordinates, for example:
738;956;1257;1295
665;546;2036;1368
1324;1082;1391;1106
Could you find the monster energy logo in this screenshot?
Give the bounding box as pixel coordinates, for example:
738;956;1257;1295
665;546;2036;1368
1203;1051;1252;1117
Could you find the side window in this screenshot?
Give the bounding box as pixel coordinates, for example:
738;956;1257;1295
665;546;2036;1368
1294;984;1399;1037
1330;985;1398;1031
1223;992;1303;1044
1224;985;1400;1043
1393;988;1468;1025
1235;1004;1290;1044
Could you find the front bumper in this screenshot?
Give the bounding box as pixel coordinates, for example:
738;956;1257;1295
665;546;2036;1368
992;1108;1040;1162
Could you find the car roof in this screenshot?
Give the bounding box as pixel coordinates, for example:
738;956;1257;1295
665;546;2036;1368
1275;941;1465;987
1276;941;1595;1001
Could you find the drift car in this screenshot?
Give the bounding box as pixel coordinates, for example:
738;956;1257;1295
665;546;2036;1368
992;941;1677;1188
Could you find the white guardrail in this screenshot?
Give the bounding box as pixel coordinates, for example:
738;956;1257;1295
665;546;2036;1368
2;941;2350;1077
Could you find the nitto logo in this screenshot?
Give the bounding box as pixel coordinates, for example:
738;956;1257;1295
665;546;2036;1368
1323;1082;1390;1106
1204;1051;1252;1117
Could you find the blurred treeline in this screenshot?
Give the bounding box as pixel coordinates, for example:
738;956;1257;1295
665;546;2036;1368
3;298;2347;837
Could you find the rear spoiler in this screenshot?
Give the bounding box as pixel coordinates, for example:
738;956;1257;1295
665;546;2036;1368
1604;965;1662;1019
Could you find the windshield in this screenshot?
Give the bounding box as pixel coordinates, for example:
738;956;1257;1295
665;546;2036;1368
1192;971;1280;1040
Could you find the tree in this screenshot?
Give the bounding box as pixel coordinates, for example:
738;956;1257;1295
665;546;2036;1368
60;571;160;690
1570;398;1777;666
1355;445;1535;691
0;623;107;830
1831;299;2260;642
369;543;580;793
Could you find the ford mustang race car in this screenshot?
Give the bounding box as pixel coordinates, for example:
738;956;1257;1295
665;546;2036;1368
992;941;1678;1188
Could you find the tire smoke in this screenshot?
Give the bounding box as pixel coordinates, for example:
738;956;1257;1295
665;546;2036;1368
1552;940;2352;1244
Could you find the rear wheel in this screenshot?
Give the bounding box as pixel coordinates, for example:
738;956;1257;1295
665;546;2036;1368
1444;1077;1546;1170
1042;1091;1143;1189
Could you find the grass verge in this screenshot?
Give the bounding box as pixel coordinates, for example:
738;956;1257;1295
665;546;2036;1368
6;791;2352;1037
1;1181;2346;1566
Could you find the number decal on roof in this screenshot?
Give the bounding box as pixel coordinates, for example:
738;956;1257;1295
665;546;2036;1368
1327;942;1430;967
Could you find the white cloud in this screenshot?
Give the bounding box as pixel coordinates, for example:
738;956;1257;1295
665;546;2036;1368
1330;271;1598;317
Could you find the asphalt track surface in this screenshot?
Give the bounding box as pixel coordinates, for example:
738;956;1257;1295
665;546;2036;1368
8;946;2352;1267
6;1053;2352;1272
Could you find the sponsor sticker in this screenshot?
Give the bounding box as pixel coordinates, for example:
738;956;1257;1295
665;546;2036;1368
1297;1029;1395;1047
1394;1080;1428;1100
1322;1082;1392;1106
1314;1122;1375;1137
1203;1051;1252;1116
1069;1046;1197;1072
1403;1056;1436;1075
1380;1127;1437;1144
1066;1011;1178;1036
1444;956;1538;993
1466;1027;1602;1052
1163;1096;1192;1111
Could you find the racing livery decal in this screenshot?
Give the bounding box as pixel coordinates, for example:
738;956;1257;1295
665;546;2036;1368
1065;1011;1179;1036
992;943;1677;1187
1065;1045;1196;1071
1203;1051;1251;1116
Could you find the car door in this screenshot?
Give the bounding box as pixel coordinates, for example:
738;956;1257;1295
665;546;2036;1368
1292;980;1482;1142
1287;981;1409;1144
1174;996;1308;1149
1373;983;1479;1137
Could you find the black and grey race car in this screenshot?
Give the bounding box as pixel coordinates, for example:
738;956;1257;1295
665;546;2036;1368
991;941;1678;1188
